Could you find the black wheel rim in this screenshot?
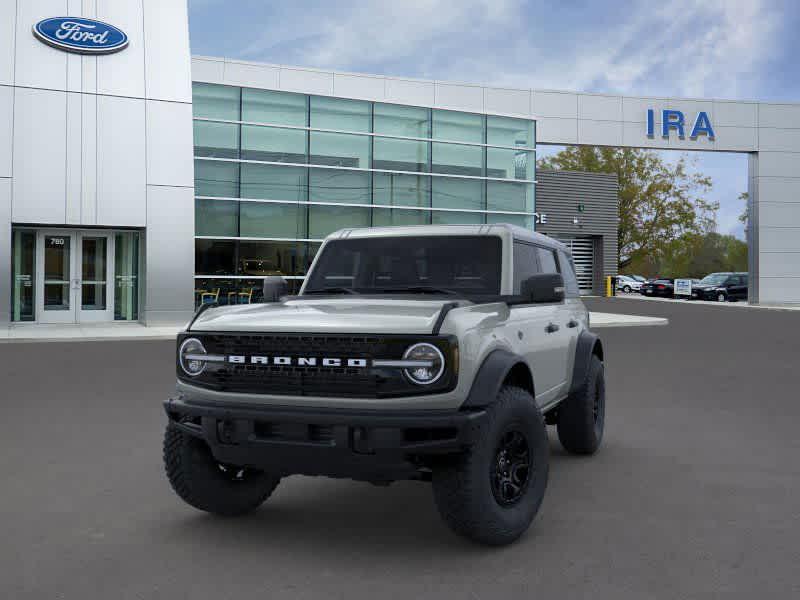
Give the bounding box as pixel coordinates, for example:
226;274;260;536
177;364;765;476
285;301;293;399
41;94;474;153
490;429;531;507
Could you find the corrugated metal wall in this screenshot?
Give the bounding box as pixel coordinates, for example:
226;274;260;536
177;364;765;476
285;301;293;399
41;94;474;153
535;169;619;295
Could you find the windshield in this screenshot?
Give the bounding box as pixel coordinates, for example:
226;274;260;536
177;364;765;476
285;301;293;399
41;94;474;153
699;273;729;285
303;235;502;297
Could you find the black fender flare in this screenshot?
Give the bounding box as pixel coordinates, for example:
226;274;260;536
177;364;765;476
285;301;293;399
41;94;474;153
569;330;604;396
461;349;534;408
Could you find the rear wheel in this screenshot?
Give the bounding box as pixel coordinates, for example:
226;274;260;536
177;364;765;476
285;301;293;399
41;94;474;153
557;355;605;454
432;386;549;546
163;424;280;516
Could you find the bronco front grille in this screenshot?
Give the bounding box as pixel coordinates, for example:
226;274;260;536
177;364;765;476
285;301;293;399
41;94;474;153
178;333;457;398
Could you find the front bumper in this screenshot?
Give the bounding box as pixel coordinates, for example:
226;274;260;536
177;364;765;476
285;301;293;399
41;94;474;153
164;395;486;482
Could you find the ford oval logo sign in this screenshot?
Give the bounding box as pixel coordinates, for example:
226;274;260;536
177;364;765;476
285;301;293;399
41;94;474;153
32;17;128;55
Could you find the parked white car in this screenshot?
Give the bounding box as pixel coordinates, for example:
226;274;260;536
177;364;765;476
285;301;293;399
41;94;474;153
616;275;643;293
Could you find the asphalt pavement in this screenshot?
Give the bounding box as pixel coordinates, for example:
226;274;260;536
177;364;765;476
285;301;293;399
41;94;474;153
1;297;799;599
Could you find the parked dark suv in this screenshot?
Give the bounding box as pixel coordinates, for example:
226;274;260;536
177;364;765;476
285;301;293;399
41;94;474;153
691;272;749;302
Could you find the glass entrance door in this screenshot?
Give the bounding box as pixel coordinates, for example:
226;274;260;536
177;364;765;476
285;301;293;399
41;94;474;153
35;231;114;323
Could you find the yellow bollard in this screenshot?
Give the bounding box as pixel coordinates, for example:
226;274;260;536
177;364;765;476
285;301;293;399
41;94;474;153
606;276;613;297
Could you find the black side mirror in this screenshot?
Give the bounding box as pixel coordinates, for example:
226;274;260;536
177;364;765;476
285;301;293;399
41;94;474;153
521;273;565;303
262;276;288;302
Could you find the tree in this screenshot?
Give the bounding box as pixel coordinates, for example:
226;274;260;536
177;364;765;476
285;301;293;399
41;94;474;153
538;147;718;271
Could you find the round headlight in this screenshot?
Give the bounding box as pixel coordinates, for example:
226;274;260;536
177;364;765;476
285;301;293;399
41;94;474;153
403;343;445;385
179;337;207;377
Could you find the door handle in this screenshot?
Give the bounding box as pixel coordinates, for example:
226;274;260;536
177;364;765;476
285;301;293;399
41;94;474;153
545;322;559;333
567;319;579;328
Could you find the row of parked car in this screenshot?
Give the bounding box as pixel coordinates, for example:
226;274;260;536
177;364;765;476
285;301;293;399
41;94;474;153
616;272;749;302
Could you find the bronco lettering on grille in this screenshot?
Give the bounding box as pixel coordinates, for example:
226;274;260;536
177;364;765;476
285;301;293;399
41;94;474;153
227;355;368;368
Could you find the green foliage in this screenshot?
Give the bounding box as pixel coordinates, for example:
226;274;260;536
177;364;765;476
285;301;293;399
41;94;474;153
622;232;747;278
538;146;718;269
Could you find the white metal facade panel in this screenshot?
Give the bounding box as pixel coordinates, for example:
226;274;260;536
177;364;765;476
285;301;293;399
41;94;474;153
0;0;15;86
80;92;98;224
142;0;192;103
191;56;225;83
0;178;10;322
13;0;69;90
435;82;484;112
96;0;146;98
384;77;436;107
279;67;335;96
578;94;622;121
484;87;531;118
333;73;385;101
65;91;82;223
223;60;279;89
146;99;194;187
96;94;146;226
11;87;67;224
0;85;12;178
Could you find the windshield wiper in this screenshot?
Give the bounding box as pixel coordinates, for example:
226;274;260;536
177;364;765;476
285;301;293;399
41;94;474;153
303;287;359;295
374;286;461;296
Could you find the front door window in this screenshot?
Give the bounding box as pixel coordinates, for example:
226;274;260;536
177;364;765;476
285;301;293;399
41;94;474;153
43;235;72;315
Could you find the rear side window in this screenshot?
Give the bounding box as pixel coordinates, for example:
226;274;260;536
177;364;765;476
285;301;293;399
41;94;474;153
513;242;541;294
536;247;560;274
557;250;580;297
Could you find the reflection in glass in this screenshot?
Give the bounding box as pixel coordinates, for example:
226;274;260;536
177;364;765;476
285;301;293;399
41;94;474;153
432;210;484;225
432;177;483;210
196;199;239;237
238;241;299;277
431;143;483;176
373;137;428;172
195;240;237;275
487;116;534;148
486;213;533;228
241;164;307;201
432;110;484;143
309;169;370;204
241;125;306;163
310;132;369;168
487;181;534;212
242;88;307;126
311;96;370;131
11;230;35;321
192;83;240;120
194;160;239;198
81;237;107;310
239;201;306;239
372;208;429;227
44;235;71;311
309;205;370;238
114;232;139;320
374;103;429;137
193;121;239;159
373;173;430;207
486;148;533;180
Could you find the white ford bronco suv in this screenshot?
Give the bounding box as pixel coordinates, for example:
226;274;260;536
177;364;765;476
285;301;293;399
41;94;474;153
164;224;605;545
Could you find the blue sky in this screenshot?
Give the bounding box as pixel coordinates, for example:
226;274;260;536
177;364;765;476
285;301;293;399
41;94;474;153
188;0;800;239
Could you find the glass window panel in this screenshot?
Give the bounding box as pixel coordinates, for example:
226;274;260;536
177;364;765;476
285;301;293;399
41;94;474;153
431;210;484;225
432;110;484;143
238;241;299;276
431;177;484;210
242;88;307;126
308;205;370;238
373;173;430;207
374;103;429;137
486;148;533;180
81;237;107;311
431;142;483;176
194;160;239;198
195;240;236;275
240;164;307;201
298;242;322;276
114;232;139;321
487;116;534;148
537;246;560;274
11;230;35;322
193;277;236;307
513;242;541;293
310;131;369;168
373;137;428;172
487;181;534;212
309;168;371;204
196;199;239;237
43;235;71;311
486;213;533;229
372;207;429;227
310;96;370;132
239;201;307;239
192;83;240;121
193;121;239;158
241;125;306;163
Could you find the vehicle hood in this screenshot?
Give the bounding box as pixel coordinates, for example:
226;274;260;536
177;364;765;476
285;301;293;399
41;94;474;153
188;297;461;334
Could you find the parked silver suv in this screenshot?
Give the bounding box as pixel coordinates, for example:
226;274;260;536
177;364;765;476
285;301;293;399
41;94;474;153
163;224;606;545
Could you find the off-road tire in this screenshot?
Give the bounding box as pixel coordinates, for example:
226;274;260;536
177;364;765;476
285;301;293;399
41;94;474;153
163;424;280;516
432;386;549;546
557;355;605;454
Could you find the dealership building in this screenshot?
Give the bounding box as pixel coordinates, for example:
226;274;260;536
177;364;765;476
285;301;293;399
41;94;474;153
2;1;800;328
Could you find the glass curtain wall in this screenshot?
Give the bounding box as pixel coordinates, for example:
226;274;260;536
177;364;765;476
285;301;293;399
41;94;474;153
192;82;536;304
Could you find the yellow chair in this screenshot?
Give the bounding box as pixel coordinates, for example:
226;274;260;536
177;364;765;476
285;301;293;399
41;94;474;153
200;288;220;304
237;287;254;304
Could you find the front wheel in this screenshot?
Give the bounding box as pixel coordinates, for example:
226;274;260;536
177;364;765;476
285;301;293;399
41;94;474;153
432;386;549;546
717;292;727;302
623;285;632;293
163;424;280;516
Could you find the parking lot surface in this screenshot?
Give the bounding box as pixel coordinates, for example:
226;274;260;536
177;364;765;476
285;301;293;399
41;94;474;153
1;298;799;599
